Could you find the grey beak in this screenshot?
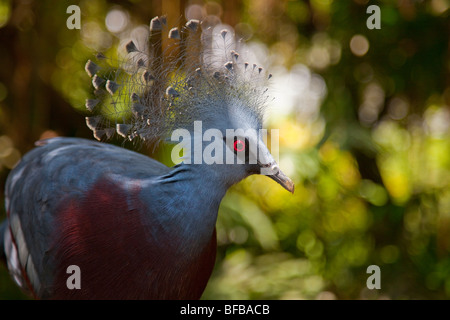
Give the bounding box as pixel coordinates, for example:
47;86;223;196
255;138;294;194
260;162;295;194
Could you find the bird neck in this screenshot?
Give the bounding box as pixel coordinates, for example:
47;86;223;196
167;162;248;199
143;162;238;253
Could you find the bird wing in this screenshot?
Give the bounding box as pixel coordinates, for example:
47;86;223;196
4;137;171;298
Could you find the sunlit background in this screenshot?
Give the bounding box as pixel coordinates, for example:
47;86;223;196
0;0;449;299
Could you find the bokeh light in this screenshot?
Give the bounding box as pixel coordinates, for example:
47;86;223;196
350;34;370;57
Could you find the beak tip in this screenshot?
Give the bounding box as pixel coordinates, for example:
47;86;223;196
287;181;295;194
263;162;295;194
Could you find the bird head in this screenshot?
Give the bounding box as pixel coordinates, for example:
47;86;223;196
84;16;294;193
202;99;294;193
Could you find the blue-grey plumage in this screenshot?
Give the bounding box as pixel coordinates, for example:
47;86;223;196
1;16;294;299
3;137;226;298
1;133;292;299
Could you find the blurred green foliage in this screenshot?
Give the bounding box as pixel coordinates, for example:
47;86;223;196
0;0;449;300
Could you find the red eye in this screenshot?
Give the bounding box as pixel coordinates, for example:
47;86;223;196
234;139;245;152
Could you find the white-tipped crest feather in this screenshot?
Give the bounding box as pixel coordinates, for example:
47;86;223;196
84;16;272;146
